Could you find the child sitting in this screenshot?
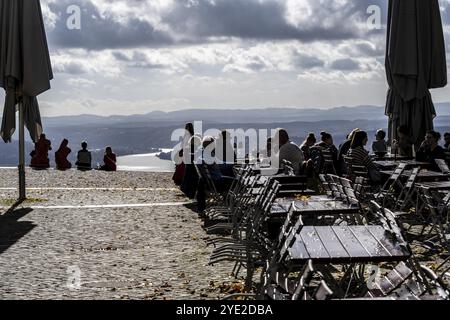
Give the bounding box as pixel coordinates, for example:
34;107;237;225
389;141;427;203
372;129;388;154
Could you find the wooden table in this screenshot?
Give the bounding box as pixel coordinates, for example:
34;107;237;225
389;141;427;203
371;154;413;161
374;160;431;170
287;225;411;264
271;198;360;217
415;181;450;191
380;170;449;182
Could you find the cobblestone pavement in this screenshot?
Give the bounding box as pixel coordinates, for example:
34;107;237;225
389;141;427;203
0;170;239;300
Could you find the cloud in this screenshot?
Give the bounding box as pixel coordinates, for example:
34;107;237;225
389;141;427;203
66;78;97;87
51;50;121;77
45;0;174;50
292;52;325;69
330;58;360;71
42;0;393;50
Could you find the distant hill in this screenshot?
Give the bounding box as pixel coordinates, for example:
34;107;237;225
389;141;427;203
1;103;450;166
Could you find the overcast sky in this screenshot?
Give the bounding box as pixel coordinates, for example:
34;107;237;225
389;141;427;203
21;0;450;116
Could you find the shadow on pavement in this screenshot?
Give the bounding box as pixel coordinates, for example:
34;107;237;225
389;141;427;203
0;200;35;255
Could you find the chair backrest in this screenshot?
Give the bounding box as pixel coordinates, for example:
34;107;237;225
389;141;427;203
405;167;420;189
394;167;420;211
366;261;414;298
319;174;333;196
291;260;315;300
369;200;409;249
382;163;407;191
197;163;220;196
420;266;450;300
321;148;337;175
313;281;334;300
343;155;368;181
276;203;296;246
277;214;304;264
327;174;345;200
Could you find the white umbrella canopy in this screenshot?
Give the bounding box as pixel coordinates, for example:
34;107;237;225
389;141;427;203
385;0;447;150
0;0;53;200
0;0;53;143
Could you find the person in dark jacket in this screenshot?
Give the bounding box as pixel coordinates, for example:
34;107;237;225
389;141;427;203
416;130;446;171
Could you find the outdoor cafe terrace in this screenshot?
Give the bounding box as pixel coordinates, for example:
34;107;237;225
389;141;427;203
1;154;449;300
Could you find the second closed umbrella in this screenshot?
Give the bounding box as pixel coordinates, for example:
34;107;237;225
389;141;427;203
385;0;447;150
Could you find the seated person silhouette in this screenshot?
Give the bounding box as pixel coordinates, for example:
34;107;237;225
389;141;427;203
98;147;117;171
30;133;52;169
75;141;92;171
55;139;72;170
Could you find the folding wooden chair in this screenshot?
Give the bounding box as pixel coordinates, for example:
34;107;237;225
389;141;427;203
375;163;407;209
321;148;337;175
393;167;420;214
416;187;450;250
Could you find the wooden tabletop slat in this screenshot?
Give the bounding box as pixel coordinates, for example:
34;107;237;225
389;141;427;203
287;225;410;264
331;226;371;259
288;236;310;261
348;226;390;258
368;227;410;258
298;227;331;260
315;227;350;259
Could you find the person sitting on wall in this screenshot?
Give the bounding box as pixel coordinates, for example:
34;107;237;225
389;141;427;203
98;146;117;171
30;133;52;169
75;141;92;171
55;138;72;170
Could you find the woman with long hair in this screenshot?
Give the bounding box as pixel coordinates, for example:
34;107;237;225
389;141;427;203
300;133;317;161
347;131;381;183
99;146;117;171
55;139;72;170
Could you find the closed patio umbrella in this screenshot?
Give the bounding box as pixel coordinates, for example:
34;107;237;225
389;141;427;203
0;0;53;200
385;0;447;150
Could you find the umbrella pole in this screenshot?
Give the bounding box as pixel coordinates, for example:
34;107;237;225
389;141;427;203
18;101;26;200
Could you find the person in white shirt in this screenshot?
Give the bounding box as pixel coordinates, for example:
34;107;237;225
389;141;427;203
273;129;304;175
